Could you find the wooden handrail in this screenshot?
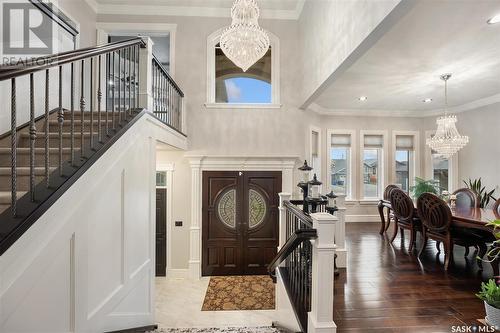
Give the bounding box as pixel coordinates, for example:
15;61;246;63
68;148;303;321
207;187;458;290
267;228;317;277
0;38;146;81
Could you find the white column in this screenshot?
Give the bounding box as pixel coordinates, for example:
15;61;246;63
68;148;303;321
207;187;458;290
334;194;347;268
308;212;337;333
188;158;202;279
278;192;291;249
138;37;154;111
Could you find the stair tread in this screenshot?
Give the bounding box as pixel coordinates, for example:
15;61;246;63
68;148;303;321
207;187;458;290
0;191;28;203
0;147;81;154
0;167;57;175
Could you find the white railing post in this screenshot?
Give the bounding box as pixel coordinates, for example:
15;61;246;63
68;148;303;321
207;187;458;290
278;192;291;249
334;194;347;268
308;212;337;333
138;37;154;111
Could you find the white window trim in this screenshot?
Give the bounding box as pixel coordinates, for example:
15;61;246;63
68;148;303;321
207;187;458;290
327;129;356;200
309;125;321;184
205;28;281;109
391;130;421;190
359;130;388;200
424;130;459;192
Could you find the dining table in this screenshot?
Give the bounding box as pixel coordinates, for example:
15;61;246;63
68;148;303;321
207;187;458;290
378;199;500;274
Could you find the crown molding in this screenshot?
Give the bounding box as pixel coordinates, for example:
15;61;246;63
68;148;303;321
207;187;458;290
309;93;500;118
93;1;305;20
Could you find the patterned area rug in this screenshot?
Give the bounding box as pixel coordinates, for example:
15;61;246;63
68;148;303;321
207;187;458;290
201;275;275;311
147;327;283;333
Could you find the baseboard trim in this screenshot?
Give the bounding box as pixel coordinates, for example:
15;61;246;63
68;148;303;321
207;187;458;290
346;215;380;223
166;268;188;279
105;324;158;333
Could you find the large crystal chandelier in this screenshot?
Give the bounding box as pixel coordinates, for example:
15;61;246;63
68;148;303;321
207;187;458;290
220;0;270;72
426;74;469;158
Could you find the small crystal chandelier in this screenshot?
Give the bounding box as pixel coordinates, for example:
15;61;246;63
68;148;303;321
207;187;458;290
220;0;270;72
426;74;469;159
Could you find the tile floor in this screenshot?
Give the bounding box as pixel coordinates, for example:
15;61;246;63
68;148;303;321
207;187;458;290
155;277;278;329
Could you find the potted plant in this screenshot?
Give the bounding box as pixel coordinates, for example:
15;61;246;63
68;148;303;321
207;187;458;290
477;219;500;328
477;279;500;328
464;178;497;208
410;177;441;199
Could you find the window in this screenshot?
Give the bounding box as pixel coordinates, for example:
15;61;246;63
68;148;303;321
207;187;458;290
330;133;352;197
206;29;280;107
394;135;415;193
310;129;321;181
156;171;167;187
432;155;449;193
362;134;384;199
215;44;271;104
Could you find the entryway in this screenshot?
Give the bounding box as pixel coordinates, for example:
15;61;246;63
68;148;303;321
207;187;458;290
202;171;282;276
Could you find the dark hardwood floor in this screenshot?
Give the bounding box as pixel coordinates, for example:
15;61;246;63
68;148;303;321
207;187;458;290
334;223;493;333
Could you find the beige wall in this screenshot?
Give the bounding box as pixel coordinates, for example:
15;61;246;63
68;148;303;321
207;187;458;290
298;0;401;105
58;0;97;47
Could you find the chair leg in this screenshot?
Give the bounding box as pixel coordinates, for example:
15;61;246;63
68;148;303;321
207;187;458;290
418;231;427;257
389;219;398;243
444;241;454;271
409;228;416;253
400;227;405;241
385;209;391;231
464;246;470;257
477;243;487;270
436;241;441;253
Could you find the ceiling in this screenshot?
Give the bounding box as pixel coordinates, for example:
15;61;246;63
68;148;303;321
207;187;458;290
89;0;304;19
312;0;500;117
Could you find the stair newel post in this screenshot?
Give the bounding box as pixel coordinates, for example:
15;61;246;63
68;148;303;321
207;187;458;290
278;192;292;249
308;212;337;333
90;58;94;149
45;69;50;187
80;60;85;157
334;194;347;268
58;66;64;176
98;54;102;143
138;37;154;111
70;62;75;166
11;78;17;216
29;74;36;202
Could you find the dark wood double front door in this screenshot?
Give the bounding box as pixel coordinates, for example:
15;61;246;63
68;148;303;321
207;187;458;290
202;171;282;276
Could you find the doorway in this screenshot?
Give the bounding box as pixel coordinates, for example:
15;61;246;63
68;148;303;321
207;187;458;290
202;171;282;276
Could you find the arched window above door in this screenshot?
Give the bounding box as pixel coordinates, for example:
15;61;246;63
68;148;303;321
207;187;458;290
206;28;280;108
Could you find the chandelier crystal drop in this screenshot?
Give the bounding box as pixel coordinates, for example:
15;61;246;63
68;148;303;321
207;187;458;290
426;74;469;159
220;0;270;72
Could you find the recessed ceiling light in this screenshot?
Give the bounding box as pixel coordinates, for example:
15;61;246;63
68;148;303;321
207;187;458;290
422;98;433;103
358;96;368;102
487;14;500;24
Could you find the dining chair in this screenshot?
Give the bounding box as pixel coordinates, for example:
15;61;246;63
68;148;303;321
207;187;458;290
452;188;479;208
389;188;421;252
382;184;399;232
417;193;487;271
494;198;500;219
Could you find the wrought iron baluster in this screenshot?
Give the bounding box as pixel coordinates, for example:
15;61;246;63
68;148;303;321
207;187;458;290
136;45;140;108
11;78;17;216
118;49;122;124
111;52;116;130
132;45;136;109
70;63;75;165
128;47;132;116
90;58;94;149
105;53;109;135
98;55;102;142
80;60;85;157
29;74;36;202
45;69;50;187
58;66;64;175
122;48;126;120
